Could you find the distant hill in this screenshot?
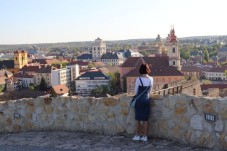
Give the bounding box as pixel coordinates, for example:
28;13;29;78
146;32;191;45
179;35;227;40
0;35;227;51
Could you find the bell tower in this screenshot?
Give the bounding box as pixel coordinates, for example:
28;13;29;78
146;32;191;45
14;50;28;69
166;27;181;70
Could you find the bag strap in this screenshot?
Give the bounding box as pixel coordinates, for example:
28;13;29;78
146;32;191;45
135;85;150;100
139;77;143;86
128;78;151;112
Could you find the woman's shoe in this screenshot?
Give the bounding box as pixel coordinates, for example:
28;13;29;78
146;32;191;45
140;136;148;142
132;135;141;141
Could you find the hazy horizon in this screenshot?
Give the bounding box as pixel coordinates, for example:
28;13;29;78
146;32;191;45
1;0;227;45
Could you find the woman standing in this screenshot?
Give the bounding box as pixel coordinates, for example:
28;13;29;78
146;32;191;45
132;63;153;142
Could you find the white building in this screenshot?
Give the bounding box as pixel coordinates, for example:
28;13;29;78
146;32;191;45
92;38;106;61
101;52;125;66
205;66;227;80
51;64;80;87
75;70;110;96
14;73;35;88
51;68;67;87
66;64;80;87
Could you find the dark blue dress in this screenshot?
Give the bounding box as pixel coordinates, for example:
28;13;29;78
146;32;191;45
135;78;151;121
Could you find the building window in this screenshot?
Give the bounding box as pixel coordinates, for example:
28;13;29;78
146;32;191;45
173;61;175;65
172;48;175;53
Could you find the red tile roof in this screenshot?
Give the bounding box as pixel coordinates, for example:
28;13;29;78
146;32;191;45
52;84;69;95
14;73;34;78
14;50;27;54
181;66;201;72
208;66;227;72
37;66;56;73
201;84;227;91
19;65;40;72
124;65;184;77
68;61;89;66
121;56;169;67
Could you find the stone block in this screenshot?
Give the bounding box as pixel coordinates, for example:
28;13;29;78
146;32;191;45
79;106;89;113
45;106;54;113
120;109;128;116
43;98;52;105
13;124;21;131
103;98;118;106
220;108;227;119
71;105;79;112
150;94;162;100
219;134;227;149
204;121;213;133
88;115;96;122
54;118;65;127
215;120;224;132
202;102;215;114
164;99;175;109
24;122;33;130
120;101;128;108
172;125;180;138
26;100;34;107
195;130;201;138
35;107;43;114
107;112;115;120
66;101;71;109
3;108;15;115
199;132;213;147
6;118;12;126
25;113;32;119
0;112;4;122
183;130;193;143
191;115;203;130
175;99;187;105
174;106;187;115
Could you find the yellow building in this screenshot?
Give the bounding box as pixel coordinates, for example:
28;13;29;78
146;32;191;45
0;50;28;74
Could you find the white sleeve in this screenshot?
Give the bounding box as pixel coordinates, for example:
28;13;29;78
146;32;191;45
135;78;140;94
148;77;154;94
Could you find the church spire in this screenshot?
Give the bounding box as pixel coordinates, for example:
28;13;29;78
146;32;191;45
168;26;178;43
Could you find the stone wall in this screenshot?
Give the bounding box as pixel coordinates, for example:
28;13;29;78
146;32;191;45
0;94;226;149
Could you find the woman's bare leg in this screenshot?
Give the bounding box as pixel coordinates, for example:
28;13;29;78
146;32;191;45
136;121;141;135
144;121;148;136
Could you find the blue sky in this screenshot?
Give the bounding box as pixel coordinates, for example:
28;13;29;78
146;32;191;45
0;0;227;44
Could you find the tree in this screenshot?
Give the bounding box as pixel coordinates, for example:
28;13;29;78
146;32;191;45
108;71;120;95
123;44;131;50
39;77;48;91
225;70;227;78
204;49;209;63
52;62;67;68
88;62;95;69
90;85;109;97
180;50;190;60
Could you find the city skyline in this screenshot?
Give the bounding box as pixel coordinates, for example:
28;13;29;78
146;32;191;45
1;0;227;44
